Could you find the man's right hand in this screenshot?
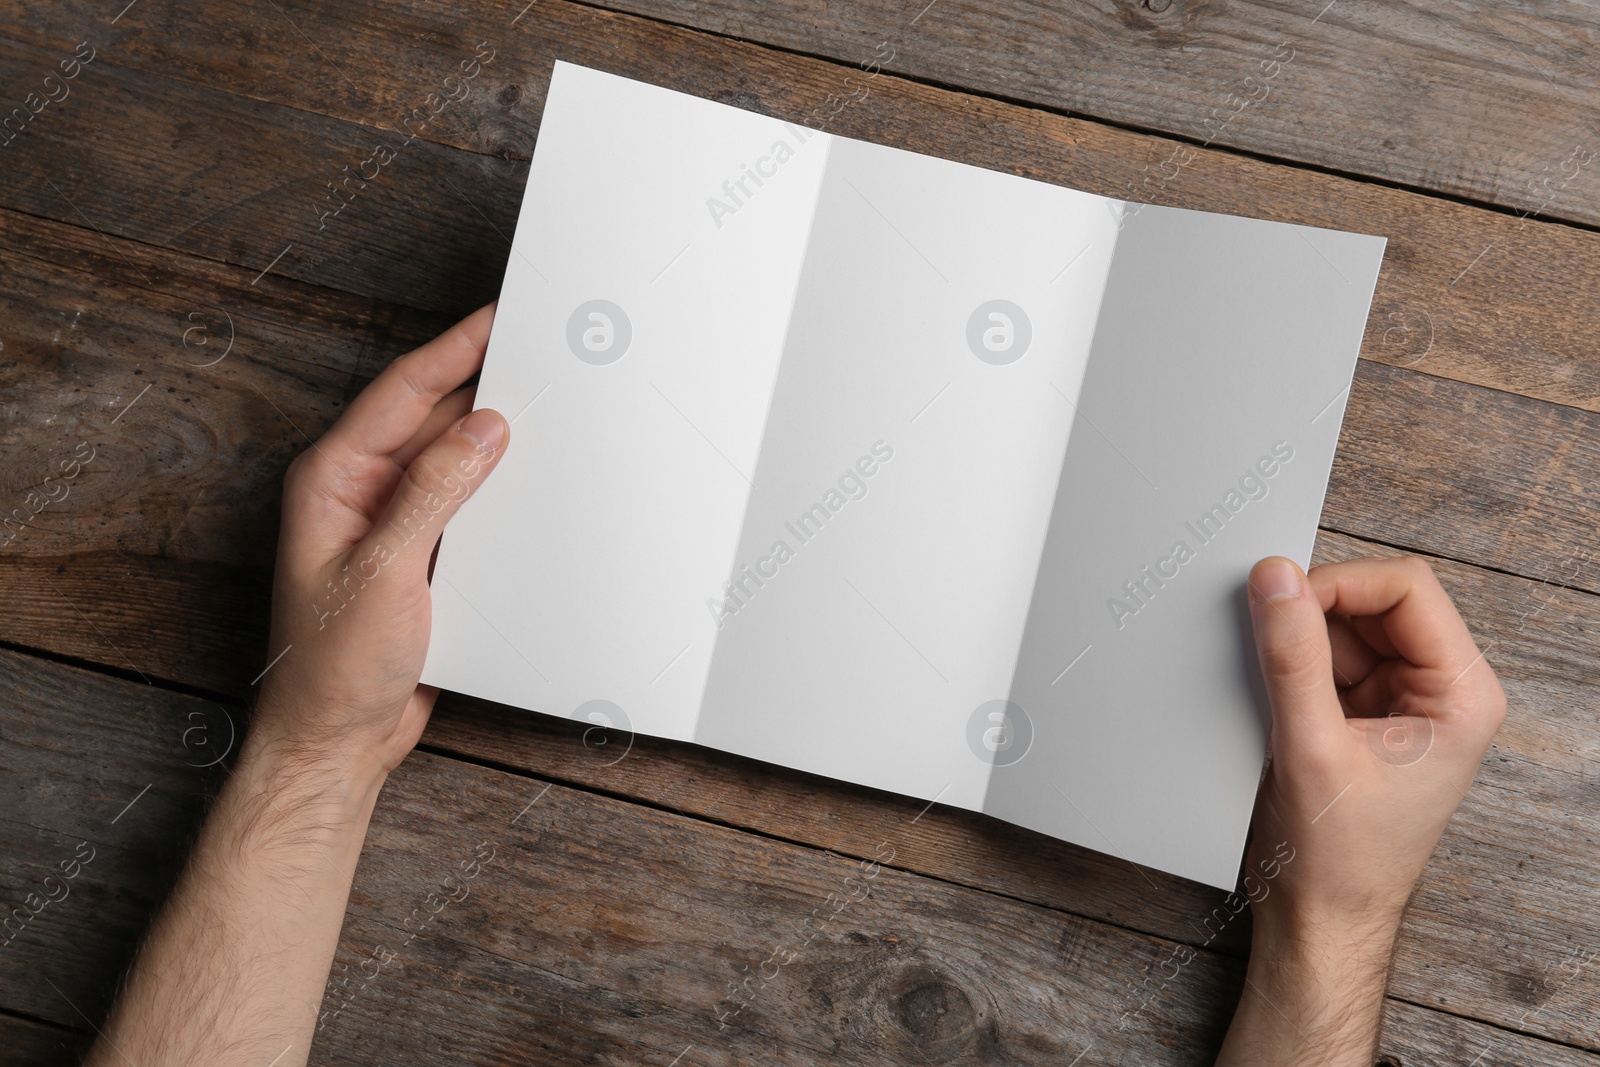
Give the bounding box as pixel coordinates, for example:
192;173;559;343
1217;554;1506;1066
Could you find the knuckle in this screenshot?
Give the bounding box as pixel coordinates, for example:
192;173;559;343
283;448;326;498
1399;553;1436;582
1258;628;1323;684
403;452;449;499
1479;675;1509;728
402;451;464;506
1449;670;1507;741
286;448;361;514
396;364;436;404
1275;731;1345;781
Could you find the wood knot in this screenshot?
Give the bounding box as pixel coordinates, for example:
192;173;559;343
860;959;1000;1061
1501;968;1549;1009
891;973;977;1043
496;84;522;108
475;117;535;161
1144;0;1173;11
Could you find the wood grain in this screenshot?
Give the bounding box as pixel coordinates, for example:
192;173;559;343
0;208;450;691
1324;361;1600;594
2;646;1595;1064
0;33;520;315
556;0;1600;233
20;0;1600;230
0;647;228;1026
3;56;1599;681
0;1015;88;1066
4;186;1600;1040
3;6;1600;411
2;2;1598;1059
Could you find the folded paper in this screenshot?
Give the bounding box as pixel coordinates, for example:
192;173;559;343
422;61;1386;890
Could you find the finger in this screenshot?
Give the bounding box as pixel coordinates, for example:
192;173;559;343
1326;614;1382;690
1248;557;1347;757
355;408;510;581
1338;658;1401;718
1307;556;1481;674
392;387;477;470
322;303;497;462
344;388;480;527
1345;612;1399;660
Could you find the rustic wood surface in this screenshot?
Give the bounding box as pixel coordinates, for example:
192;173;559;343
2;0;1598;1062
6;650;1600;1065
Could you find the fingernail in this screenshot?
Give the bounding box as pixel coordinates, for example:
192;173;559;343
1250;558;1302;604
457;409;506;453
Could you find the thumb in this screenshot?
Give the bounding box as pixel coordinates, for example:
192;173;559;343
1248;556;1345;757
362;407;510;580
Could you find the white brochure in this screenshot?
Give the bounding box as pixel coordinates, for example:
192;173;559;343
422;61;1387;890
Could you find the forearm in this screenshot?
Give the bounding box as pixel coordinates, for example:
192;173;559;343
88;725;384;1067
1215;913;1399;1067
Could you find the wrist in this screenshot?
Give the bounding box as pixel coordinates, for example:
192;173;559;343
1222;907;1398;1066
246;683;395;791
235;716;389;829
1252;895;1404;966
1247;914;1397;998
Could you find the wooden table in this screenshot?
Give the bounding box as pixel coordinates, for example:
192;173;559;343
4;1;1599;1062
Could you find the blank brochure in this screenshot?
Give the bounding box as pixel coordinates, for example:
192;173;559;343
421;61;1387;890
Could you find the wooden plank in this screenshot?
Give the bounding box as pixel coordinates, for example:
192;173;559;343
312;748;1600;1065
0;648;229;1026
3;10;1600;412
570;0;1600;233
0;209;450;692
330;750;1225;1065
2;649;1594;1064
0;35;519;315
0;1015;88;1066
1324;361;1600;594
16;0;1600;231
1383;999;1600;1067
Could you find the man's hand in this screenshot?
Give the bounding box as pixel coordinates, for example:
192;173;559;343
252;301;509;785
1217;555;1506;1066
87;305;509;1067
